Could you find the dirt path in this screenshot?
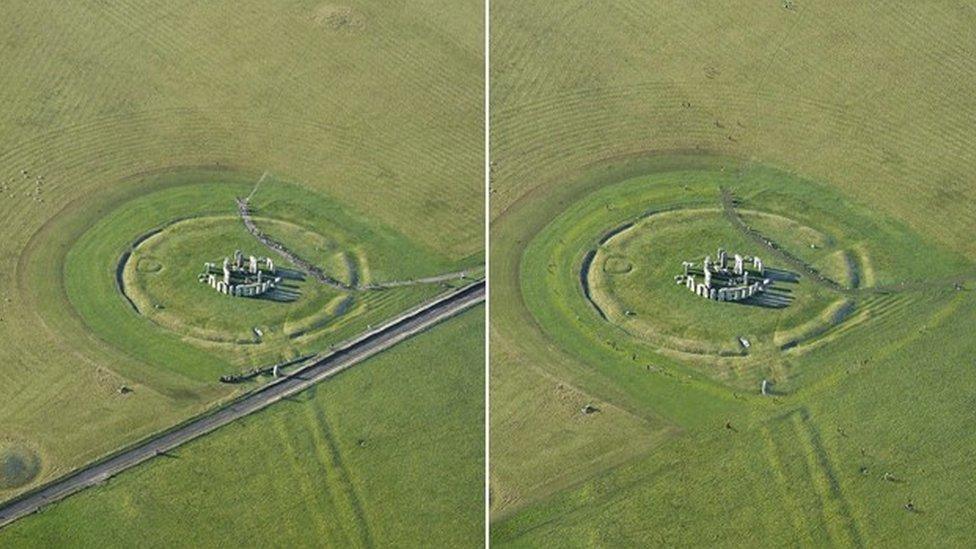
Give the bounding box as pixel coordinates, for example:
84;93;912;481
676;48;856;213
0;281;484;530
720;187;845;293
719;187;974;295
237;196;478;291
361;270;472;289
236;198;353;290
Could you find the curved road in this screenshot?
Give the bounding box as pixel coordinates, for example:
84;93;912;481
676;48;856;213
0;280;484;529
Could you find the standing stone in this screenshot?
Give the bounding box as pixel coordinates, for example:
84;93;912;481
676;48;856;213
266;258;274;272
249;255;258;274
718;248;727;268
704;268;712;288
753;256;763;274
686;275;695;290
734;254;744;275
234;250;243;268
709;288;717;300
682;261;692;276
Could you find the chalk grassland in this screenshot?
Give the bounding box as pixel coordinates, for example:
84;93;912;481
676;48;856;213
493;160;976;547
52;170;462;381
1;307;485;548
0;0;482;501
494;289;976;547
520;163;967;388
491;2;976;545
490;2;976;261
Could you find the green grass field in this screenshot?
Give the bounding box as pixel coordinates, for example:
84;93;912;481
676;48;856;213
0;0;483;517
491;2;976;546
1;307;484;548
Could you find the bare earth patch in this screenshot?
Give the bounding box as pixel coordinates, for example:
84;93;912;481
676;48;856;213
312;4;366;31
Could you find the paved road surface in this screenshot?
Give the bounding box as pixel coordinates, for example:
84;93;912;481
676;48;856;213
0;280;484;529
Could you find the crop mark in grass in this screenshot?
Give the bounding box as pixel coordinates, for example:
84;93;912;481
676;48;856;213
272;416;335;543
764;408;864;547
759;425;812;541
309;404;375;548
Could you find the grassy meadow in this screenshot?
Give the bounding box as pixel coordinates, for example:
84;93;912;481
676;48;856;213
0;0;483;508
1;307;485;548
491;2;976;545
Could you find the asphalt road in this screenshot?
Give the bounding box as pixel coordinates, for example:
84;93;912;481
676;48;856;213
0;280;484;529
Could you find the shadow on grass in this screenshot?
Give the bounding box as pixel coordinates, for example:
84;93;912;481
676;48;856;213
765;267;800;283
276;267;306;281
254;283;302;303
737;268;800;309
